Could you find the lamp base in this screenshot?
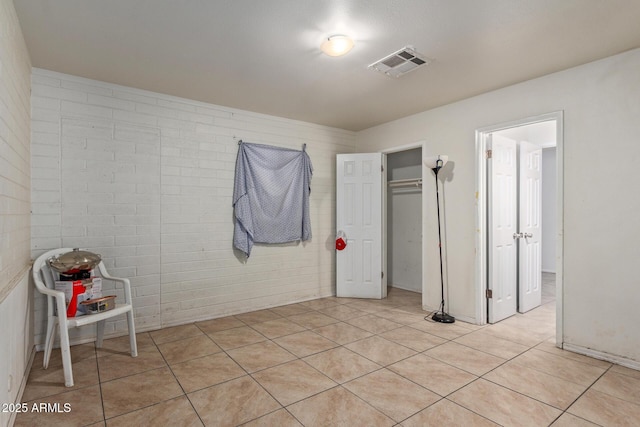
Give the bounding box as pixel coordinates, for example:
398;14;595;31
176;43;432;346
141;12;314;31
432;312;455;323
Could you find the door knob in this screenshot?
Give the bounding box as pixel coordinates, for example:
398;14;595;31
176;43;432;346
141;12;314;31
514;232;533;239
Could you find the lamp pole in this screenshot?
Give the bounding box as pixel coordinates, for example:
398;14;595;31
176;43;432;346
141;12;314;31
431;159;455;323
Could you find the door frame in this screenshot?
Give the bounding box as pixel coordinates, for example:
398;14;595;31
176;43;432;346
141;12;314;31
475;111;564;346
380;141;426;299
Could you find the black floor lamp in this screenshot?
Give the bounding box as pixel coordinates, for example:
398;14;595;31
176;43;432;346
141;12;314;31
424;155;455;323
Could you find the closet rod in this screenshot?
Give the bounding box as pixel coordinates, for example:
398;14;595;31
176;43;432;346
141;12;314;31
388;178;422;188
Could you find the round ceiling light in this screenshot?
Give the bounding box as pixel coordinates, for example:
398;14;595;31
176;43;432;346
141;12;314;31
320;35;354;57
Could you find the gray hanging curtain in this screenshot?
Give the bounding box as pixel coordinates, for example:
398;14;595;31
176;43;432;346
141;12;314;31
233;142;313;257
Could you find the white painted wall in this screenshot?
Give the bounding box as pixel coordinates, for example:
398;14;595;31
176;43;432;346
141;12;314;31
541;148;557;272
30;69;355;346
356;48;640;363
0;0;33;424
386;149;422;292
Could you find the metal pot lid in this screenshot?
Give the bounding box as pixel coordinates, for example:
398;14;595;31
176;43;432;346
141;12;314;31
48;248;102;273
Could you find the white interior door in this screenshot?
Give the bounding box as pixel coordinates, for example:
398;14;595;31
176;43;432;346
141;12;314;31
518;141;542;312
488;134;518;323
336;153;385;299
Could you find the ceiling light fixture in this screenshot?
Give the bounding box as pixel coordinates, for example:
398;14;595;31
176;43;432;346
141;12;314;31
320;35;354;57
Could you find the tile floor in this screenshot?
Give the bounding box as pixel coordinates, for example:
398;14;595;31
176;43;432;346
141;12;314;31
15;274;640;426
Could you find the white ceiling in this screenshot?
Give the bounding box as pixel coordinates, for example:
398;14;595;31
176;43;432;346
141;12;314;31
14;0;640;131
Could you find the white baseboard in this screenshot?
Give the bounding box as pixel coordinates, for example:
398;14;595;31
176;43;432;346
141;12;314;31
563;343;640;371
542;269;557;273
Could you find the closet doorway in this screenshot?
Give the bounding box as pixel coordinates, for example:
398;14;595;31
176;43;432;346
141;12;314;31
335;142;425;300
384;144;424;295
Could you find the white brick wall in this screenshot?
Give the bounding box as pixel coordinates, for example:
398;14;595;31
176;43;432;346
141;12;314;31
31;69;355;345
0;0;32;424
0;0;31;300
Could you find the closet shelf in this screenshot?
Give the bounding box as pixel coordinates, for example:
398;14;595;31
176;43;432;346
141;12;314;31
388;178;422;188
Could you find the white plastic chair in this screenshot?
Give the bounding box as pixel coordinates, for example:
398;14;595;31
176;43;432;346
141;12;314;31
32;248;138;387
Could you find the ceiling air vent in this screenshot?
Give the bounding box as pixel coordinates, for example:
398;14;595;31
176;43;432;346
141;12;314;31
368;46;431;78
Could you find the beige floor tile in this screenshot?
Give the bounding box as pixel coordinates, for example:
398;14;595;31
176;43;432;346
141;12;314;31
100;366;183;418
568;388;640;426
450;379;561;426
96;332;155;358
374;308;429;325
105;396;203;427
513;349;608;386
234;309;281;325
195;316;246;334
170;352;246;393
408;320;473;340
380;326;446;352
453;329;530;359
591;370;640;405
274;331;338;357
319;295;351;304
551;412;600;426
333;296;370;304
388;354;476;396
401;398;499;427
318;304;367;321
391;290;422;299
542;295;556;305
22;357;99;401
611;364;640;380
345;335;417;366
158;334;221;364
424;342;505;376
312;322;373;345
250;317;306;339
371;298;405;308
242;408;302;427
344;369;440;422
32;343;96;369
252;359;336;406
303;347;380;383
97;348;167;382
270;303;313;317
287;386;394;427
19;281;578;427
149;324;204;345
344;300;387;313
301;298;342;310
454;320;487;331
288;312;339;328
188;376;281;427
208;326;266;350
482;322;550;347
484;360;587;409
346;313;403;334
15;384;103;427
500;313;555;336
535;340;613;369
227;340;296;373
395;304;433;315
